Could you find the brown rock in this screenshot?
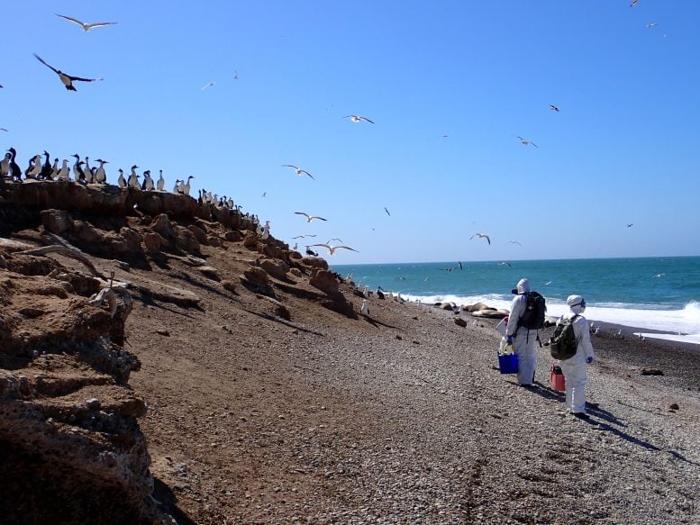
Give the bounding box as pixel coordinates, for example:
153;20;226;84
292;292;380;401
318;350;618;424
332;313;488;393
301;256;329;271
72;220;102;244
309;270;339;294
199;266;220;281
207;235;223;248
290;268;303;278
224;230;243;242
640;368;664;376
173;225;200;253
243;232;259;250
454;317;467;327
669;403;679;411
40;209;72;235
150;213;174;239
188;224;208;244
442;303;455;311
259;258;290;280
142;232;164;253
221;280;237;293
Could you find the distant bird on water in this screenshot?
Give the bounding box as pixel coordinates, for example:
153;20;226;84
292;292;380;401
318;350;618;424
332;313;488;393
517;136;538;148
344;114;374;124
384;207;391;216
294;212;327;223
499;262;513;268
310;243;358;255
282;164;314;180
34;53;102;91
471;233;491;245
55;14;117;32
549;104;560;112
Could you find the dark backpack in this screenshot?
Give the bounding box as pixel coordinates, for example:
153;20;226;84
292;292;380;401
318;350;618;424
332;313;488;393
549;314;580;360
518;291;546;330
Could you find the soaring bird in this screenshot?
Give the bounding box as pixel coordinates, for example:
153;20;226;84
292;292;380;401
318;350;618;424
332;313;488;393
630;0;639;6
517;136;538;148
627;223;634;228
384;207;391;216
326;238;344;244
55;14;117;32
549;104;560;112
201;81;215;91
471;233;491;245
0;128;7;132
294;212;327;223
344;114;375;124
508;240;523;246
292;234;317;239
34;54;102;91
310;243;358;255
282;164;314;180
646;22;657;29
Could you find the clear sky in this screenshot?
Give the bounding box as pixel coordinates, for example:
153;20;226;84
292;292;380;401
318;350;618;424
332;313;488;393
2;1;699;264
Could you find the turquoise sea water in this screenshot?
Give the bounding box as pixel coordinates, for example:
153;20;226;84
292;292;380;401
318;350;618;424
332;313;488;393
334;257;700;342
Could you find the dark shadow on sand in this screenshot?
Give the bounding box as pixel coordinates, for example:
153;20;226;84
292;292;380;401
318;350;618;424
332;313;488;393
153;478;196;525
361;314;399;330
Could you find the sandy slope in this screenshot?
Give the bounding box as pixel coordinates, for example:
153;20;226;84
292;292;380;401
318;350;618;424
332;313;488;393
126;248;700;524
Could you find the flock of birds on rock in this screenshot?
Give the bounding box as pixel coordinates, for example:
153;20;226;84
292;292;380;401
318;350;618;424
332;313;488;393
2;6;657;259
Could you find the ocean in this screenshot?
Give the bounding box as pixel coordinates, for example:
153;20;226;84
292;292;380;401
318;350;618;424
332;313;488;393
333;257;700;345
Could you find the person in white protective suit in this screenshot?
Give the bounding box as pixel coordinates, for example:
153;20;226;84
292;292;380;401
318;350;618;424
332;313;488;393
560;295;595;417
505;278;538;386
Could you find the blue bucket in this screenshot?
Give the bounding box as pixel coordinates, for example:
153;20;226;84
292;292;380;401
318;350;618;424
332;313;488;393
498;353;519;375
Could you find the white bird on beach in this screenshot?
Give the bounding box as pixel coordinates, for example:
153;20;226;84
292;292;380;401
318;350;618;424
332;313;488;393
282;164;314;180
344;114;375;124
34;53;102;91
517;136;538;148
309;243;358;255
55;14;117;32
294;212;327;223
361;299;370;316
470;232;491;245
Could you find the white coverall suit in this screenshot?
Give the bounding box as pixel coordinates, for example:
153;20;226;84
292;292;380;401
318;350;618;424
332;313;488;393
560;296;595;414
505;278;538;386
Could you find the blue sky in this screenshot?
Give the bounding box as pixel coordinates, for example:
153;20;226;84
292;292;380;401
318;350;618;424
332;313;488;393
2;1;699;264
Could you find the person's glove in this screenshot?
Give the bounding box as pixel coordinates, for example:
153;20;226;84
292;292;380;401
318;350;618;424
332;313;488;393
586;356;594;364
507;336;514;345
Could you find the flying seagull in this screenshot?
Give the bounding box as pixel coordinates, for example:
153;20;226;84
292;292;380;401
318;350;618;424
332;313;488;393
261;192;267;197
310;243;358;255
630;0;639;6
549;104;560;112
294;212;327;223
292;234;317;239
282;164;314;179
627;223;634;228
508;240;523;246
344;114;374;124
645;22;657;29
326;238;344;244
55;14;117;32
384;207;391;216
201;81;215;91
499;261;513;268
517;136;538;148
233;70;239;80
0;128;7;133
33;53;102;91
471;233;491;245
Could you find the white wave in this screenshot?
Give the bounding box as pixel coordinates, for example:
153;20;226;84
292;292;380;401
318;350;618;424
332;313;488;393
403;294;700;344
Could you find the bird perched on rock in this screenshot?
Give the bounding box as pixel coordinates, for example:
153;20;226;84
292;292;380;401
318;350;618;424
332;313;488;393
25;154;43;179
0;151;11;179
294;211;327;223
127;165;140;189
142;170;154;191
117;169;126;188
182;175;194;196
8;148;21;181
39;151;53;180
94;159;108;184
361;299;370;316
34;53;102;91
55;13;117;32
173;179;182;193
83;157;94;183
48;158;59;180
56;159;70;181
72;155;85;182
156;170;165;191
282;164;314;180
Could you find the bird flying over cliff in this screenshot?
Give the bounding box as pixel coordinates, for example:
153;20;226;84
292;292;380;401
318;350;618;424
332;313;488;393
282;165;314;180
294;212;327;223
345;115;374;124
471;233;491;245
34;54;102;91
55;14;117;32
310;244;358;255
